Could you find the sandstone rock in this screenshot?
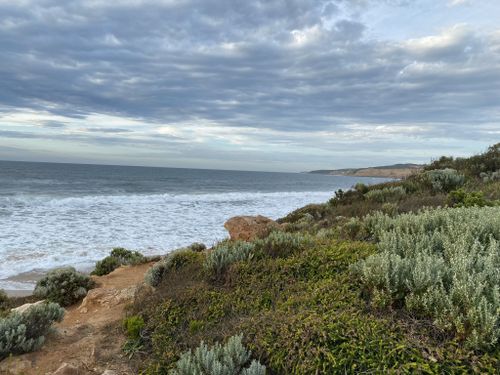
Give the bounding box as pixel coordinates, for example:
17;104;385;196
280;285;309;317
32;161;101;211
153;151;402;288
11;300;46;314
224;215;281;241
0;358;31;374
52;362;79;375
78;286;137;312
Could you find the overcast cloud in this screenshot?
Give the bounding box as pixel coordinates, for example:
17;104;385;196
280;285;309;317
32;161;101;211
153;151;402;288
0;0;499;171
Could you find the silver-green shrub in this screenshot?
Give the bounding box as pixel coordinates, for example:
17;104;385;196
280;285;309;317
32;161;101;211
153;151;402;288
34;267;95;306
253;231;314;258
204;242;256;277
481;170;500;183
353;206;500;348
364;186;406;203
169;334;266;375
145;248;200;287
424;168;465;192
0;302;64;359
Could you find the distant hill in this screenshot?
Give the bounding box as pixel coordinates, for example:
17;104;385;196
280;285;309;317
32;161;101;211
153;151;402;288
308;163;423;179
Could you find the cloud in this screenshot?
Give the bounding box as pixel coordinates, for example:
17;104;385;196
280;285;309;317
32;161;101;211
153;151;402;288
0;0;498;170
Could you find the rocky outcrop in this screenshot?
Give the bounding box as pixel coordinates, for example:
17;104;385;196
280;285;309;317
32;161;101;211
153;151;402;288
78;286;138;314
224;215;281;241
52;363;80;375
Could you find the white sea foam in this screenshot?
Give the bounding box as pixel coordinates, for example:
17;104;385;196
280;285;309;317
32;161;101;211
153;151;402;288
0;190;334;290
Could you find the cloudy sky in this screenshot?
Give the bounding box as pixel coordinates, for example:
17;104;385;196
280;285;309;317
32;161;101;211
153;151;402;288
0;0;499;172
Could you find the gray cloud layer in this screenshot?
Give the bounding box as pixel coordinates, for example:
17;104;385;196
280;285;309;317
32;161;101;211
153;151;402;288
0;0;499;170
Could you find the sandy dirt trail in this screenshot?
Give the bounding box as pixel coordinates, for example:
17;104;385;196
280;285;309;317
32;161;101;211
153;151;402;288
1;262;153;375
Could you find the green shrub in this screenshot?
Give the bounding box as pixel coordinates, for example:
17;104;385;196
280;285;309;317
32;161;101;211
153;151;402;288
92;247;146;276
0;290;7;310
188;243;207;252
381;202;398;216
426;143;499;177
34;267;94;306
92;256;121;276
353;206;500;348
0;302;64;360
424;168;465;192
169;334;266;375
341;217;364;240
204;241;256;278
110;247;146;264
123;315;145;340
364;186;406;203
354;183;369;194
447;189;493;207
253;231;314;258
146;250;202;287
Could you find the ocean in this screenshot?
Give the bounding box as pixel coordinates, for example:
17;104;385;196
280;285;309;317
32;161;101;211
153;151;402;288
0;160;389;291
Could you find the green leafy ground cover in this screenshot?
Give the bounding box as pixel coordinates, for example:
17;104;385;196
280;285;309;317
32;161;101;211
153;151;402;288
125;143;500;374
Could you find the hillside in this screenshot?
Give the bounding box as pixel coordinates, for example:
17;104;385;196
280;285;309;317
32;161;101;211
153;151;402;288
309;163;423;179
1;143;500;374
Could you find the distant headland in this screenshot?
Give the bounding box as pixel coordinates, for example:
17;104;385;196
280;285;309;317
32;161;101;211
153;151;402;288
308;163;423;179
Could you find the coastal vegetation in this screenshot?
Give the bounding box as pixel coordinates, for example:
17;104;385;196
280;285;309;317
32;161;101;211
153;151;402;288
169;334;266;375
92;247;147;276
0;302;64;360
34;267;95;307
1;143;499;372
126;143;500;373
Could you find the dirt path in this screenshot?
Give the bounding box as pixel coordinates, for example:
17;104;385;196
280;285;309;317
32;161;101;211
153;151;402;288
1;263;153;375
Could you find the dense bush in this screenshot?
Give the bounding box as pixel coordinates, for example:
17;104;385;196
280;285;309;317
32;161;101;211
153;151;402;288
447;189;495;207
481;170;500;183
146;249;203;287
188;243;207;252
341;217;365;240
0;302;64;359
353;206;500;348
253;231;314;258
423;169;465;192
354;183;369;194
426;143;500;177
93;247;146;276
364;186;406;203
169;334;266;375
0;290;7;310
204;241;256;278
34;267;94;306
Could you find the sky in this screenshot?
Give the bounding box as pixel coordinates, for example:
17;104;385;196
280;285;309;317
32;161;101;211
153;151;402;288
0;0;499;172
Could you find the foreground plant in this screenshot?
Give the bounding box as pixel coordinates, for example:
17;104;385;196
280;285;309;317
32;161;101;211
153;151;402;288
146;249;202;287
92;247;147;276
204;241;256;278
0;302;64;359
34;267;95;306
353;206;500;348
170;334;265;375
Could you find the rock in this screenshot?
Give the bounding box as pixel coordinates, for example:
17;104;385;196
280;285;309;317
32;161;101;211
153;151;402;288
11;300;46;314
224;215;281;241
0;359;31;374
52;363;79;375
101;371;118;375
78;286;137;312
